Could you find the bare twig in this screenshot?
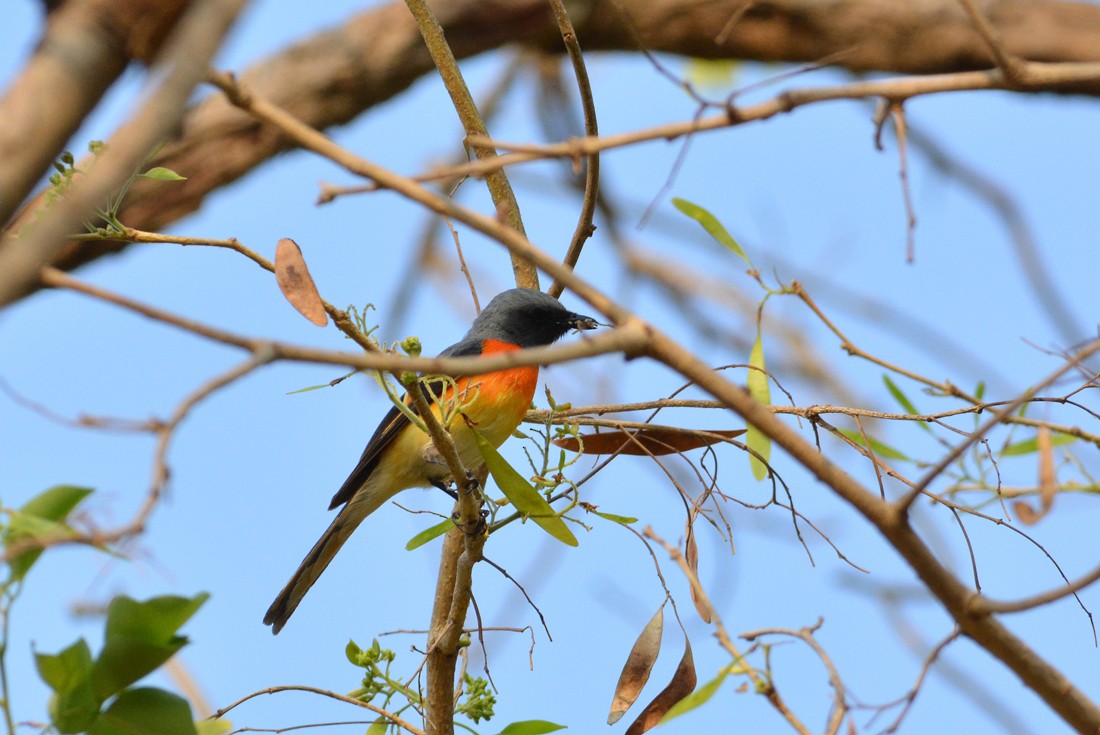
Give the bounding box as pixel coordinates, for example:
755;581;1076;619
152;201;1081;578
211;684;424;735
740;619;849;735
403;0;537;290
546;0;600;299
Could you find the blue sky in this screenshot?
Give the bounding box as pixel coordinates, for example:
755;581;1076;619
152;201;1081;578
2;1;1098;734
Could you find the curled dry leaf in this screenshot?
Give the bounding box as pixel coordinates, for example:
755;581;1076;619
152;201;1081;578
553;427;745;456
685;519;711;624
274;237;328;326
625;633;697;735
1014;427;1057;526
607;605;664;725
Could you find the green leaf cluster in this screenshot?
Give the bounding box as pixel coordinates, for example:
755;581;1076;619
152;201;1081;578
35;593;209;734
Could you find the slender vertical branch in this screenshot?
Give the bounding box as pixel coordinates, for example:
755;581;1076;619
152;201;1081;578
0;587;17;735
546;0;600;299
403;0;539;290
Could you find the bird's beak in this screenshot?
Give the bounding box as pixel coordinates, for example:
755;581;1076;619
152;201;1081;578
569;313;601;332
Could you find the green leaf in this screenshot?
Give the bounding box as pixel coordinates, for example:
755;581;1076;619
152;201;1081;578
883;375;931;433
365;718;388;735
495;721;567;735
36;639;93;693
475;434;578;547
139;167;187;182
671;198;752;267
345;639;364;666
882;375;918;415
50;684;102;733
103;593;209;643
1002;433;1077;457
20;485;93;520
974;381;986;401
406;518;454;550
835;429;909;460
36;640;99;733
92;594;208;700
6;485;93;581
659;668;727;723
88;687;196;735
589;510;638;525
286;383;330;395
746;331;772;480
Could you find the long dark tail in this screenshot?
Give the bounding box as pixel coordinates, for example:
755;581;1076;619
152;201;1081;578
264;488;389;634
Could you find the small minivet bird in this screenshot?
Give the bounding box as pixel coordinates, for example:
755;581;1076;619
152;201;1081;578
264;288;599;633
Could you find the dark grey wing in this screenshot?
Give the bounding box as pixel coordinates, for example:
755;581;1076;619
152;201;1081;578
326;338;483;510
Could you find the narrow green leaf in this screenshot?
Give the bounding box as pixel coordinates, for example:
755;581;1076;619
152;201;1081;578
20;485;93;521
671;198;752;267
1002;433;1077;457
365;718;388;735
88;687;196;735
286;383;330;395
882;375;918;415
659;668;728;723
746;332;772;481
406;518;454;550
590;510;638;525
974;381;986;401
475;434;578;547
7;516;77;582
884;375;933;434
835;429;909;460
496;721;567;735
139;167;187;182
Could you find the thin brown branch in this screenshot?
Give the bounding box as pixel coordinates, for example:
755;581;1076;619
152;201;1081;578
40;264;648;376
974;562;1100;615
448;60;1100;184
403;0;537;290
210;684;424;735
956;0;1027;83
1;351;271;564
546;0;600;299
740;619;849;735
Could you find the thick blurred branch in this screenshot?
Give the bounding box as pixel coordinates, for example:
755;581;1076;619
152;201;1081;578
0;0;193;227
5;0;1100;299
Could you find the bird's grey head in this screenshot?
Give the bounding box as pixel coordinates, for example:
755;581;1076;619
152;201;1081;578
465;288;599;348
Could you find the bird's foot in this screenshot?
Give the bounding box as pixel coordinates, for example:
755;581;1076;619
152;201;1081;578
451;507;490;536
430;478;458;500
